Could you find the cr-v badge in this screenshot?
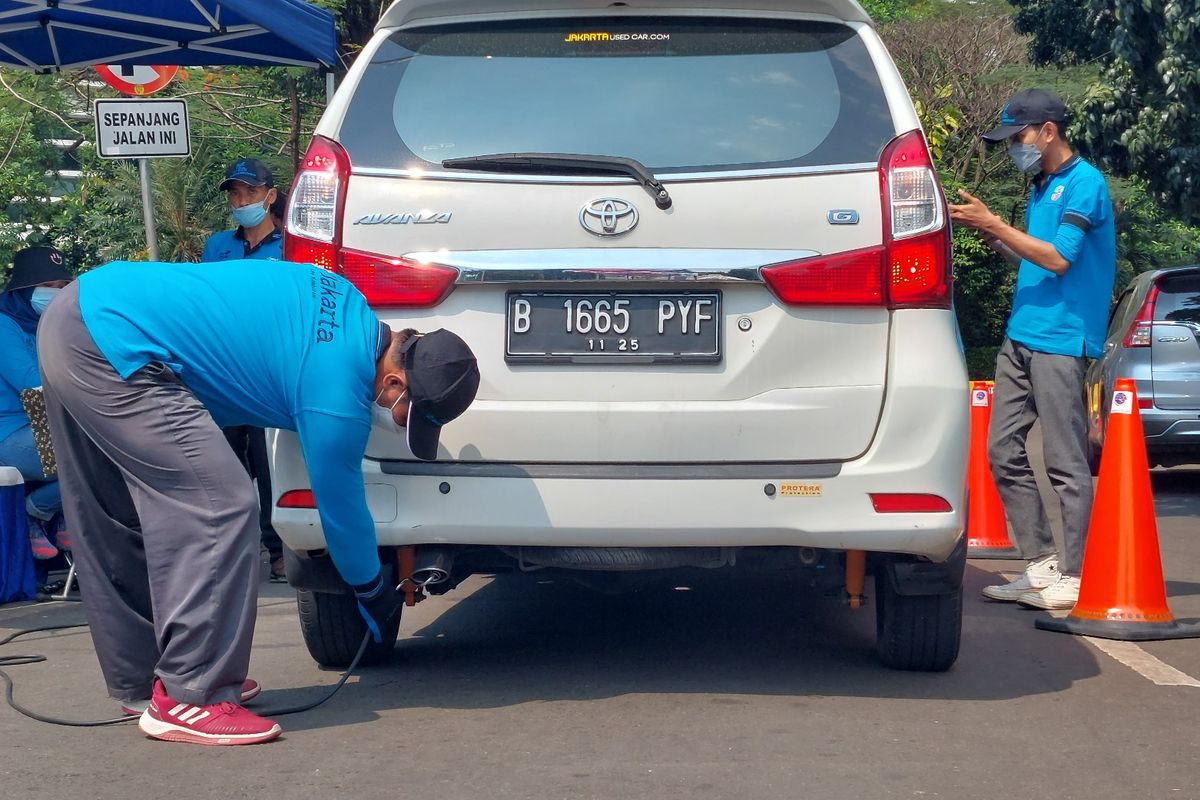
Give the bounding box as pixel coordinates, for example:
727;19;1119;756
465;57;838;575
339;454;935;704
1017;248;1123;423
580;198;639;236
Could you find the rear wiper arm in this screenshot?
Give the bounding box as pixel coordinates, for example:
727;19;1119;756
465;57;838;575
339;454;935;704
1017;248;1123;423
442;152;673;210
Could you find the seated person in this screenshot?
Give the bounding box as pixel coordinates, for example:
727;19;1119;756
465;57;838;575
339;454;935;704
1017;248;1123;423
0;246;72;558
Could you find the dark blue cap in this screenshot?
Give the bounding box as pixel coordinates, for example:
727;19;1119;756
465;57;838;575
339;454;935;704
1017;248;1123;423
219;158;274;190
982;89;1069;143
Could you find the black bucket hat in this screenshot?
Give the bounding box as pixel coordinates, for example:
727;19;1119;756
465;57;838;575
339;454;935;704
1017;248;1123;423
4;246;71;292
400;330;480;461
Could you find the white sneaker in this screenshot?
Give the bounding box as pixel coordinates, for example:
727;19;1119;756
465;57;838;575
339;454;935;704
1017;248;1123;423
981;555;1059;601
1018;574;1080;610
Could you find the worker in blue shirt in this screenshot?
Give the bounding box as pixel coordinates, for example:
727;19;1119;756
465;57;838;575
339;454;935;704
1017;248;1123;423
201;158;282;262
949;89;1116;612
203;157;285;580
0;247;72;560
37;260;479;745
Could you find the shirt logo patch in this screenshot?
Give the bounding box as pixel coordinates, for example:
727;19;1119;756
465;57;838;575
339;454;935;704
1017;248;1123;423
1051;185;1065;202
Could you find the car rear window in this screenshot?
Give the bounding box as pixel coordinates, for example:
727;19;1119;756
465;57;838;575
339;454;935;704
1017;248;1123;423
339;17;895;173
1154;272;1200;324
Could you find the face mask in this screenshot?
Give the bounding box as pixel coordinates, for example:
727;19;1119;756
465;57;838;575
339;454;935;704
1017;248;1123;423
30;286;59;315
371;387;407;432
1007;126;1047;177
231;199;268;228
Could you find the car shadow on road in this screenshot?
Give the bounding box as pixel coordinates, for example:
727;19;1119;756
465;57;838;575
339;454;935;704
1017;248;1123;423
273;561;1102;734
1151;466;1200;517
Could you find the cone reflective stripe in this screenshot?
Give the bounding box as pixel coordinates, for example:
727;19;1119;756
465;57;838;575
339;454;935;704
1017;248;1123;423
1037;379;1200;640
965;381;1019;558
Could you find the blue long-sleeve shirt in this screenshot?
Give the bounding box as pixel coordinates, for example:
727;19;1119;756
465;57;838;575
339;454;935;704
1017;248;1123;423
0;312;41;441
78;260;386;586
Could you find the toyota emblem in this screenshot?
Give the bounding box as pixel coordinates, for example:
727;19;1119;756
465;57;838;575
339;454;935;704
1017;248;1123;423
580;198;639;236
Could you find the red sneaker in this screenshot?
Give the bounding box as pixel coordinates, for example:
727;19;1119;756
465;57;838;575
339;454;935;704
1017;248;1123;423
122;678;261;716
138;679;281;745
54;529;73;551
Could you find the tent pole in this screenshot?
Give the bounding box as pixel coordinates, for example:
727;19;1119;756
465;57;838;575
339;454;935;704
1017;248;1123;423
138;157;159;260
326;71;335;104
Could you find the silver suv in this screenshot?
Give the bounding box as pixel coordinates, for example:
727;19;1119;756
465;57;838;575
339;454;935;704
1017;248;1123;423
274;0;969;671
1086;265;1200;470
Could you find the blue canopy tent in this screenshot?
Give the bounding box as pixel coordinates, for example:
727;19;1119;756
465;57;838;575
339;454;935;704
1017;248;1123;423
0;0;338;258
0;0;337;71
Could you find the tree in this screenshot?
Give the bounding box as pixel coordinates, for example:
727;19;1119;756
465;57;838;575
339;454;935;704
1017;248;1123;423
1007;0;1200;224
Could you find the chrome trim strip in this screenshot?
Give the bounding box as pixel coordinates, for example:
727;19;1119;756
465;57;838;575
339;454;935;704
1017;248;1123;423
407;248;816;283
352;163;878;183
376;460;842;480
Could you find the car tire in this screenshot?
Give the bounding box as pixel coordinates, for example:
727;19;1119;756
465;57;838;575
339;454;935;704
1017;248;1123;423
874;569;962;672
296;587;401;668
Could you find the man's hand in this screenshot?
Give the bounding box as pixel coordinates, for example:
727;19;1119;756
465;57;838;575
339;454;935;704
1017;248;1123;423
948;189;1000;233
352;573;402;643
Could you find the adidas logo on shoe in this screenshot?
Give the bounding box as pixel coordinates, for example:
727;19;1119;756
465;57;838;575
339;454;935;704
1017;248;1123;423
137;679;280;746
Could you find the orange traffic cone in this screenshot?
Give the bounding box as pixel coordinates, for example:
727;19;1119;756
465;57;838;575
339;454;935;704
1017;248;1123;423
965;381;1019;558
1037;379;1200;640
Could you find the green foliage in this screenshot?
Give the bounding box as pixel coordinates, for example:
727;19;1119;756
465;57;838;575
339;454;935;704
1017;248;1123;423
1007;0;1200;224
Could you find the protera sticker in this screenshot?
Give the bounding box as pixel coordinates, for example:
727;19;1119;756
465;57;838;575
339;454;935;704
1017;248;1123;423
780;483;822;497
1111;390;1133;415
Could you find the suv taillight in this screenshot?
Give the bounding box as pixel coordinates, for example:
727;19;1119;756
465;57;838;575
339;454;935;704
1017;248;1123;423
284;135;348;272
284;136;458;308
760;131;950;309
1122;284;1160;348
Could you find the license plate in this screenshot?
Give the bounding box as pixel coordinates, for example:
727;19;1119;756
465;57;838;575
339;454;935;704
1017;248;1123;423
505;292;722;363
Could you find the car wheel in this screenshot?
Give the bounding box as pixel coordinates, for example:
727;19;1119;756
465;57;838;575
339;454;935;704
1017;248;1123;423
874;568;962;672
296;586;401;668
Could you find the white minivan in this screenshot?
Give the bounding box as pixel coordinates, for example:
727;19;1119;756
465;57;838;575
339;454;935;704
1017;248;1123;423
273;0;969;672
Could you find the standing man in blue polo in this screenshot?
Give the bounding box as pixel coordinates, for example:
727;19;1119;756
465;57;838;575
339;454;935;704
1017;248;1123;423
203;158;285;579
949;89;1116;610
203;158;282;262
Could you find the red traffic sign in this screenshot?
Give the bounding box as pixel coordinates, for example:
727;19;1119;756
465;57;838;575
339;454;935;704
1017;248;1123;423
95;65;179;96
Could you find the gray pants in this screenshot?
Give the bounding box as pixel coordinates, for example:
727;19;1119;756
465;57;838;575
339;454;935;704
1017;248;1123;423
988;338;1093;576
37;282;259;705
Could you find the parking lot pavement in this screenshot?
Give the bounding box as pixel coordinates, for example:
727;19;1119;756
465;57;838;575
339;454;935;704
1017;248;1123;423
2;472;1197;799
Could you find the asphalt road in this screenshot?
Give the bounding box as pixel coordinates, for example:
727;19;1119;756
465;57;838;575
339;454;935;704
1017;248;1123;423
2;447;1198;799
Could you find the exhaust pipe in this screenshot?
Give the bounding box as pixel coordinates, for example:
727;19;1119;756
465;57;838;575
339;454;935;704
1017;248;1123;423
410;545;455;586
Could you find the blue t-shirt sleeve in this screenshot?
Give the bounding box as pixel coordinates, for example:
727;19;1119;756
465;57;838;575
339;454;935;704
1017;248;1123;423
0;321;41;391
1052;176;1109;266
295;409;379;587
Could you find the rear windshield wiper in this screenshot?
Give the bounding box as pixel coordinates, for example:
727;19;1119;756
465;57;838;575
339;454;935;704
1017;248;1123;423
442;153;673;210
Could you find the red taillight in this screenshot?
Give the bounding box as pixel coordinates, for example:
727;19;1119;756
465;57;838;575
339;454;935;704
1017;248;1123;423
761;246;884;305
869;493;953;513
284;135;350;271
760;131;949;308
277;490;317;509
880;131;951;309
341;249;459;307
1122;285;1159;348
284;136;459;308
1138;397;1153;409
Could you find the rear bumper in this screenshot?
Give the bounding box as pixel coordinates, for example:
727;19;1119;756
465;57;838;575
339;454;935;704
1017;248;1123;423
273;460;965;561
269;310;969;562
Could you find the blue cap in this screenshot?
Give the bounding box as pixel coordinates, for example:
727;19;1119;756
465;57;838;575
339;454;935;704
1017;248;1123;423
219;158;274;190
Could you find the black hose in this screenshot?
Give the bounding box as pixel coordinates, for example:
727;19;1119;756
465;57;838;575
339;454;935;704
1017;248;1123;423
0;621;371;727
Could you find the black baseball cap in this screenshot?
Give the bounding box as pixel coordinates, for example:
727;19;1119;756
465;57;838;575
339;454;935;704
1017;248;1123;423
401;330;480;461
219;158;274;190
981;89;1069;143
3;246;71;292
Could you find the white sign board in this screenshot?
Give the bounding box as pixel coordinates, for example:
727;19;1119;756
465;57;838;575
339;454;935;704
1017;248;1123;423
94;98;190;159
